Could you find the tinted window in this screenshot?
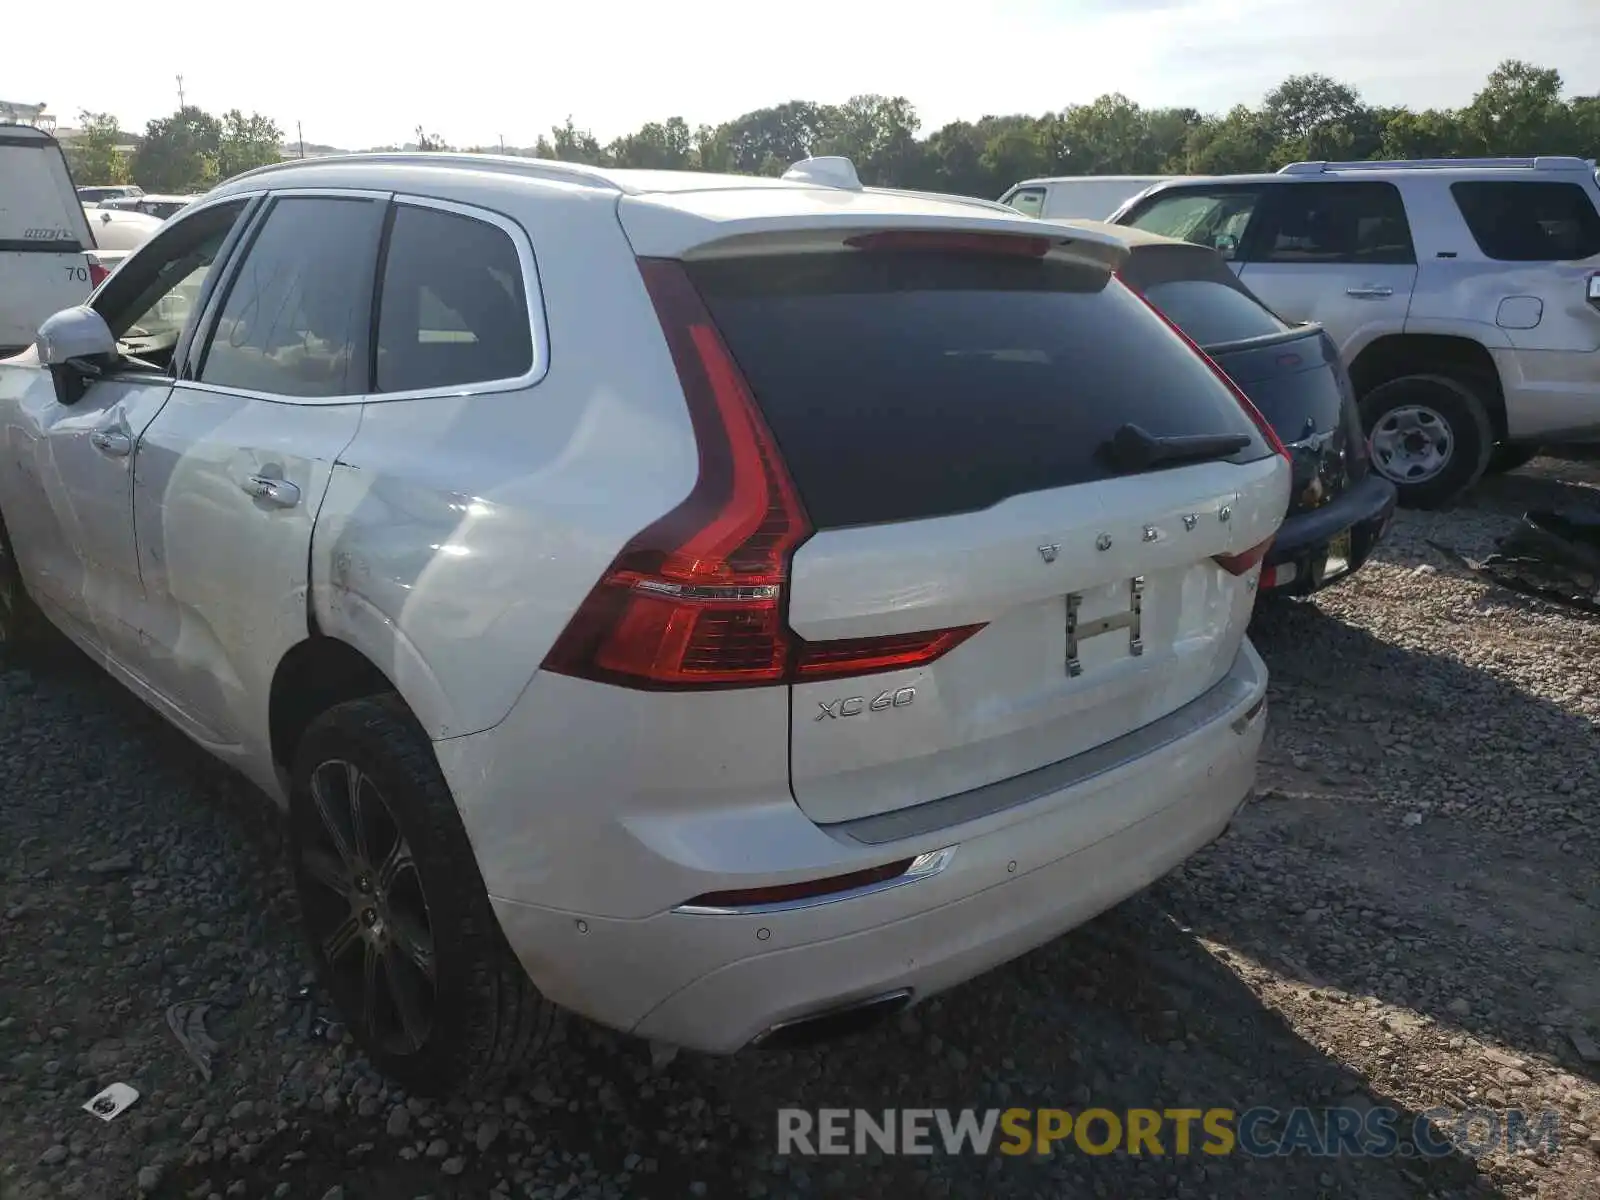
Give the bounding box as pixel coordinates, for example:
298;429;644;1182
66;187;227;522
199;196;383;397
1123;188;1263;260
375;204;533;393
1260;182;1414;265
1005;188;1046;218
691;252;1269;530
1143;280;1289;347
1450;181;1600;261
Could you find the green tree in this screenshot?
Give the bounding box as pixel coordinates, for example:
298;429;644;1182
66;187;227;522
132;107;223;192
547;117;607;165
1462;60;1572;154
1179;105;1276;174
414;126;449;152
814;95;922;185
65;110;130;185
716;101;835;175
608;117;693;169
216;110;284;179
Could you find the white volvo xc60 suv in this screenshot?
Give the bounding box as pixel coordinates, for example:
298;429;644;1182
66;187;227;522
0;153;1289;1092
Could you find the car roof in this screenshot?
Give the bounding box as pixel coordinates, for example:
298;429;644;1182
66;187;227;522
1010;175;1173;187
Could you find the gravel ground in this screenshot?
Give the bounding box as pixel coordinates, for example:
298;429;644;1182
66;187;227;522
2;458;1599;1200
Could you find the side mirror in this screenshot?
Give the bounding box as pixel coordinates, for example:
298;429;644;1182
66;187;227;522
37;307;116;407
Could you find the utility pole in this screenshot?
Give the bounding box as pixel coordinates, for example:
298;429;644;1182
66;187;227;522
498;133;505;153
176;74;185;110
297;121;305;158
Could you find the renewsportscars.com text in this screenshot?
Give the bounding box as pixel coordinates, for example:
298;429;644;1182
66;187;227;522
777;1106;1562;1159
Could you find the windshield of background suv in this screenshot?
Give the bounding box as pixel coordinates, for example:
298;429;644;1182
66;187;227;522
1125;190;1262;259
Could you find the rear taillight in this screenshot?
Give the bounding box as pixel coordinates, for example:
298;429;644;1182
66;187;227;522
87;262;109;288
540;258;983;690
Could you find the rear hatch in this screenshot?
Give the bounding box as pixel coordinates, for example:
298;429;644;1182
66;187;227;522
1206;326;1366;512
0;126;99;353
683;234;1288;826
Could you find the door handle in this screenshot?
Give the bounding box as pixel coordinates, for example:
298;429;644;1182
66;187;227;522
89;428;133;457
240;474;301;508
1345;285;1394;299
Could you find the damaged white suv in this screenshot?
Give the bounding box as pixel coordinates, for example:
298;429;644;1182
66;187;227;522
0;153;1287;1092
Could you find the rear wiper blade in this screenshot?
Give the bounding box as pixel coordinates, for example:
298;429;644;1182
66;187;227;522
1098;423;1252;473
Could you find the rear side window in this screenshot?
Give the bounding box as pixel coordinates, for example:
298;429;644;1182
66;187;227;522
1122;188;1264;261
691;252;1268;530
1259;182;1414;265
1142;280;1289;347
1450;181;1600;262
198;196;384;398
375;204;534;393
1004;187;1046;218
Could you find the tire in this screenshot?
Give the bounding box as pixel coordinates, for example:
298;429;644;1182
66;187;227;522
1360;374;1494;509
289;694;556;1094
1484;443;1540;476
0;513;52;663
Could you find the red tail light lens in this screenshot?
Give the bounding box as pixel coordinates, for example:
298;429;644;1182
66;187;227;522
844;231;1052;257
1214;536;1275;576
87;262;109;288
540;258;984;690
794;625;984;681
1121;278;1291;463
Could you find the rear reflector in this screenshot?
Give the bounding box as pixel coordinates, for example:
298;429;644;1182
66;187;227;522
680;858;916;910
844;231;1052;257
1260;561;1298;589
539;259;985;690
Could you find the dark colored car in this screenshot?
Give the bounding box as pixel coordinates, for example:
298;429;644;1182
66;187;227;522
1074;220;1398;595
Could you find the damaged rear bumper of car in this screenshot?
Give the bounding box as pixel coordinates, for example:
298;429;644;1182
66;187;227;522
1262;473;1398;595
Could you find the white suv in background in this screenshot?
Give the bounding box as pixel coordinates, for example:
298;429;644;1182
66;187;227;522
0;153;1288;1092
1112;157;1600;506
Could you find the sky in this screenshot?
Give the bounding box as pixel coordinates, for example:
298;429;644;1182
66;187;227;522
14;0;1599;149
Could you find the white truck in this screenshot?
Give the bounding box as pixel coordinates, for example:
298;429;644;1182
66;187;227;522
1;125;144;356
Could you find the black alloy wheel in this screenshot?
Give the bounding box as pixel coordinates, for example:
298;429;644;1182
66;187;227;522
295;758;437;1056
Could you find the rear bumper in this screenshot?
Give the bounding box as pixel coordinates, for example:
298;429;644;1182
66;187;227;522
1262;473;1396;595
467;642;1269;1053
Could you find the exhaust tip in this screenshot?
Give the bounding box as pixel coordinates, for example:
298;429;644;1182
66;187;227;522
750;989;913;1049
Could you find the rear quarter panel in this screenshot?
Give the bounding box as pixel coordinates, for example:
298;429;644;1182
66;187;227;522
309;177;700;739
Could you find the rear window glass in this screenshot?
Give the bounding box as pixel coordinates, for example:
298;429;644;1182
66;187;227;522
691;252;1269;530
1143;280;1289;348
0;138;89;247
1450;181;1600;261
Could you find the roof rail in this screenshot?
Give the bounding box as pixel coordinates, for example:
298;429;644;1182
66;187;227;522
219;150;628;192
1279;156;1594;175
781;156;862;190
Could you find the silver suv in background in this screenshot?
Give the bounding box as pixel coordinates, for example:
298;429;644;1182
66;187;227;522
1111;157;1600;506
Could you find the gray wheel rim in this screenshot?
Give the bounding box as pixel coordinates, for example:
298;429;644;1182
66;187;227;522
299;759;437;1054
1370;403;1453;485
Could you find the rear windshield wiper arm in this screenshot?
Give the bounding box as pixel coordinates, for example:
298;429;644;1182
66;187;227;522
1098;423;1253;473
